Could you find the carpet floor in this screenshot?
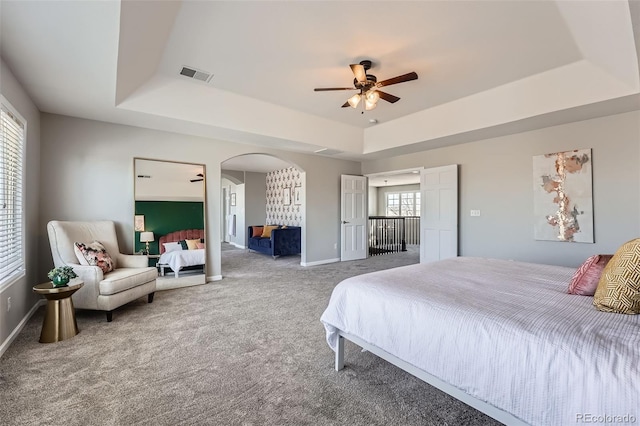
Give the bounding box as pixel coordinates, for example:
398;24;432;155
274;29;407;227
0;246;500;426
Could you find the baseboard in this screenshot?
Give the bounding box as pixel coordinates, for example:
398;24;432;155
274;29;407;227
229;242;246;249
207;275;223;282
0;299;45;359
301;258;340;267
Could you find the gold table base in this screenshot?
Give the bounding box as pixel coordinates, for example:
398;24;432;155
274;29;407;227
33;281;83;343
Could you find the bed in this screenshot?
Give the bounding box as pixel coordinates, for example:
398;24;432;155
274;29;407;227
320;257;640;426
158;229;205;278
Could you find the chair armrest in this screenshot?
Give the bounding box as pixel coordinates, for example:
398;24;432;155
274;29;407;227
67;264;103;284
63;264;102;310
271;228;301;255
117;254;149;268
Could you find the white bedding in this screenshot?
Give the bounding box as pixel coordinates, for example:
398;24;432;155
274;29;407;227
158;249;205;276
320;257;640;426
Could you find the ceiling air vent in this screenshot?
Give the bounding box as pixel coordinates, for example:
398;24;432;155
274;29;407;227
179;66;213;83
314;148;343;156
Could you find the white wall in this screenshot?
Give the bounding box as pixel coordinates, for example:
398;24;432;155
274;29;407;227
362;110;640;267
0;58;41;352
37;113;361;282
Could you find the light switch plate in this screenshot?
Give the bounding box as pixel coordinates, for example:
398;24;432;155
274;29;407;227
470;210;481;217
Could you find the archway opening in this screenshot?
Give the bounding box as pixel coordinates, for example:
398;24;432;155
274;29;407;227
220;153;306;276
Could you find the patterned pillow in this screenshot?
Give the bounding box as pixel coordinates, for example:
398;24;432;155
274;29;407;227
593;239;640;314
74;241;114;274
178;240;188;250
568;255;613;296
252;226;264;238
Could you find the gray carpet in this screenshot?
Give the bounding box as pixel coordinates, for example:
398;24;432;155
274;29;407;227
0;246;500;426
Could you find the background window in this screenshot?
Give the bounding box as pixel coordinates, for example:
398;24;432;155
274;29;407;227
386;193;400;216
0;100;25;286
386;191;420;216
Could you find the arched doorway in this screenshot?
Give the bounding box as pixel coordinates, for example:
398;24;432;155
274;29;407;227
220;154;307;276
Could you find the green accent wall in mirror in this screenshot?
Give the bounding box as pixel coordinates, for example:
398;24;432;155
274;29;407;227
134;157;207;290
134;201;204;254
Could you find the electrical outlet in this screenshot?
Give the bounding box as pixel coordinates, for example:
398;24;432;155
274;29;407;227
7;297;11;312
470;210;481;217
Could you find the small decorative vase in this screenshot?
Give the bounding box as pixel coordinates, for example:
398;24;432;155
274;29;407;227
52;275;70;287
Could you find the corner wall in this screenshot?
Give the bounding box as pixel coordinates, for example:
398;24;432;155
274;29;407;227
362;110;640;267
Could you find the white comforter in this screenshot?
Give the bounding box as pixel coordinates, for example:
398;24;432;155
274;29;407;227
158;249;205;273
320;257;640;426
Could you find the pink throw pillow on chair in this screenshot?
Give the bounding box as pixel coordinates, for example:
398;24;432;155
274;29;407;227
568;254;614;296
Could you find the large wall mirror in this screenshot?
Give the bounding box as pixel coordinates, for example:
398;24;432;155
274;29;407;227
134;158;207;290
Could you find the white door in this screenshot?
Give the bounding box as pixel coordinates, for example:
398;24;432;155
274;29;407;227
420;164;458;263
341;175;368;261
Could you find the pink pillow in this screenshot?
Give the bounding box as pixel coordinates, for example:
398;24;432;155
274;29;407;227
196;242;205;249
568;254;613;295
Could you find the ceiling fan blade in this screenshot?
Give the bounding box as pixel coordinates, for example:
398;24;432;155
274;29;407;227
377;72;418;88
377;90;400;103
350;64;366;83
314;87;357;91
341;101;350;108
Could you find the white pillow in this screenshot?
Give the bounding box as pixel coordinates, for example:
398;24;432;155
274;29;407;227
163;242;182;253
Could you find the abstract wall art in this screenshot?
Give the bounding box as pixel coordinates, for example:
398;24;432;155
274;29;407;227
533;148;593;243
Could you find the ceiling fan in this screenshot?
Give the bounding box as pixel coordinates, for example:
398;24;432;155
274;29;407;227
190;173;204;183
314;60;418;111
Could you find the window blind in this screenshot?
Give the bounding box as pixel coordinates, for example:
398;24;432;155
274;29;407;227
0;103;25;284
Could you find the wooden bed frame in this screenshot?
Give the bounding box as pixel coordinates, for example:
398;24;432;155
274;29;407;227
334;330;528;426
158;229;205;278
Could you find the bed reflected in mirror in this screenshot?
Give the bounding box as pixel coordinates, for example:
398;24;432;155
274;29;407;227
134;158;207;290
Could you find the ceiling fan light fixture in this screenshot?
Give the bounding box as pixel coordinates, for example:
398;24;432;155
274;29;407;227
365;99;377;111
347;93;361;108
366;90;380;104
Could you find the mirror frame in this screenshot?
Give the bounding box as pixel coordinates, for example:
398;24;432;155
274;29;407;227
133;157;207;280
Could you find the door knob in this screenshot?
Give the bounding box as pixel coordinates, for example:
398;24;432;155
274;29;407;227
342;220;349;224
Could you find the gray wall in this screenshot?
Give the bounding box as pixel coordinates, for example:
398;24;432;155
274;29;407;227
363;110;640;267
368;185;377;216
376;184;420;216
37;113;360;282
0;58;41;350
244;172;267;244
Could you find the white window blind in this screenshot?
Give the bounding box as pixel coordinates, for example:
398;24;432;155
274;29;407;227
0;103;25;285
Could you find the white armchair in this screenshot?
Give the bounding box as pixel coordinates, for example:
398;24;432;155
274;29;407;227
47;220;157;322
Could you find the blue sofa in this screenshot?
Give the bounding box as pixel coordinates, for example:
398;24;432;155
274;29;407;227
248;225;301;259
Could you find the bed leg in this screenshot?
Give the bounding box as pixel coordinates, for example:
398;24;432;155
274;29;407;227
335;335;345;371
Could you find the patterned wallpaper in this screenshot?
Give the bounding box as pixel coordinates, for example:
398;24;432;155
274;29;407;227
266;167;302;226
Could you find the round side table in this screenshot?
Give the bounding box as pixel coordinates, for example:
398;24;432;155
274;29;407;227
33;280;84;343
